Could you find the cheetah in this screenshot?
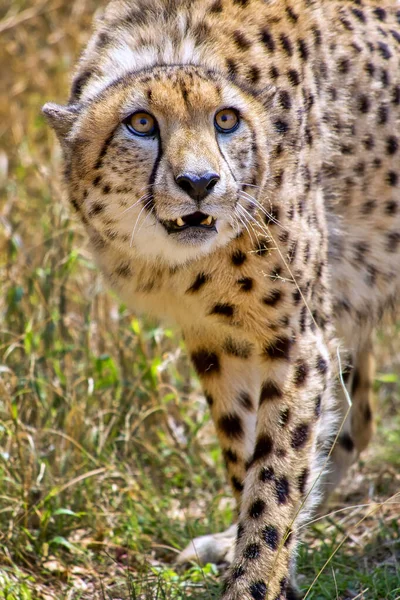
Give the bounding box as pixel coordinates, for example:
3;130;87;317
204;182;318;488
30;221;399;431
43;1;400;598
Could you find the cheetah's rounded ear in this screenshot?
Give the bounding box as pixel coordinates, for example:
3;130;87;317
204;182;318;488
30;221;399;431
42;102;80;141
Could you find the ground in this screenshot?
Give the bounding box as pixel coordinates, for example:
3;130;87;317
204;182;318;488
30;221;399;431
0;1;399;599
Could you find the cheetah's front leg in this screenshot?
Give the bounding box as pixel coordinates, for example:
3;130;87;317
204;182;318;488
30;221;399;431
178;336;262;566
221;330;332;600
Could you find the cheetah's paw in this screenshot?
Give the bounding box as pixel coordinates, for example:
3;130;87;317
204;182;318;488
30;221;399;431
176;524;237;566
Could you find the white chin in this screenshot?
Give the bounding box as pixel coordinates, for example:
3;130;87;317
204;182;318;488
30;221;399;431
132;219;236;266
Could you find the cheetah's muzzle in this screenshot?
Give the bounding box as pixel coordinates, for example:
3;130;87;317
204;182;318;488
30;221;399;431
162;211;217;234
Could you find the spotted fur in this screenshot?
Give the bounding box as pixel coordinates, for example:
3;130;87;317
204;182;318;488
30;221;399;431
43;1;400;598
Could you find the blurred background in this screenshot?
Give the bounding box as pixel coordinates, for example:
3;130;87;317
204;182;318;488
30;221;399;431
0;1;399;598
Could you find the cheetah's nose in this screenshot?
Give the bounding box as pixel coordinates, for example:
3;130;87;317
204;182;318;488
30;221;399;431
175;172;220;201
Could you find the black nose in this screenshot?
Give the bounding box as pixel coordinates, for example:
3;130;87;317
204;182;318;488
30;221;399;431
175;172;220;201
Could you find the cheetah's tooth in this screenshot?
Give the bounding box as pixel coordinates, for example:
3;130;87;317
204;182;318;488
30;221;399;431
176;217;185;227
201;215;213;225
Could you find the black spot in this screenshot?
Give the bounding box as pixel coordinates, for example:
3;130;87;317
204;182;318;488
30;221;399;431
364;403;372;422
385;200;398;215
297;38;309;61
294;361;309;386
232;249;247;265
292;289;302;305
102;184;111;194
238;391;253;411
249;65;261;84
244;543;261;560
275;476;290;504
186;272;210;293
316;356;328;374
393;85;400;105
231;476;244;493
338;57;350;74
391;29;400;44
386;136;398;155
358;94;370;113
339;433;355;452
204;392;214;406
386;231;400;252
223;448;238;464
218;414;244;440
280;33;293;56
262;290;282;307
387;171;399;187
288;241;297;263
351;7;366;22
233;30;251;50
269;65;280;80
298;468;309;495
210;303;235;318
279;90;292;110
373;8;386;21
365;61;375;77
249;498;266;519
285;6;298;22
291;423;310;450
226;58;238;78
260;28;275;52
274;120;290;134
250;581;267;600
264;336;292;361
115;262;132;278
288;69;300;86
255;238;270;256
299;305;307;333
191;350;221;376
93;175;102;187
259;380;283;404
312;26;322;46
237;277;253;291
262;524;279;550
89;202;105;216
378;41;392;59
260;466;275;482
70;198;80;212
280;408;290;426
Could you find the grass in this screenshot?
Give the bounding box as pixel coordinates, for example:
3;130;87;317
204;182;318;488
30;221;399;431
1;1;400;598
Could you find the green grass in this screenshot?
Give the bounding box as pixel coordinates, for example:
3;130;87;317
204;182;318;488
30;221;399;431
1;1;400;599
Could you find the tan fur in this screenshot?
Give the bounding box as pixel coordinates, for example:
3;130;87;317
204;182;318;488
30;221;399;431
43;1;400;598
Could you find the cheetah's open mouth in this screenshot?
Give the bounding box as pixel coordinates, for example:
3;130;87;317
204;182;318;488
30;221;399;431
162;211;217;234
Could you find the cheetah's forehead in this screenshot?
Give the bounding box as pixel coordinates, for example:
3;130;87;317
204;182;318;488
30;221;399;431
72;0;225;103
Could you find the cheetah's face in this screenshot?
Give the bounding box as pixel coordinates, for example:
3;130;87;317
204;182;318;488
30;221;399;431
44;66;272;265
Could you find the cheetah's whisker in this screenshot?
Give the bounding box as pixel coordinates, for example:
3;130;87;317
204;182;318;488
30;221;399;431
121;191;152;215
130;199;154;247
239;191;284;230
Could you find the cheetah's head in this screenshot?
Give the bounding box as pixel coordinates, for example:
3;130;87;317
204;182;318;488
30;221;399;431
43;66;275;265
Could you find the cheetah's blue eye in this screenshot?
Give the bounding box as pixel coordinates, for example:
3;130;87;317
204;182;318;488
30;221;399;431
215;108;240;133
125;112;157;136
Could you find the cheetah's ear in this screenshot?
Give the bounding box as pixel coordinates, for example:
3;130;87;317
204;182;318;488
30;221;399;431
42;102;80;142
